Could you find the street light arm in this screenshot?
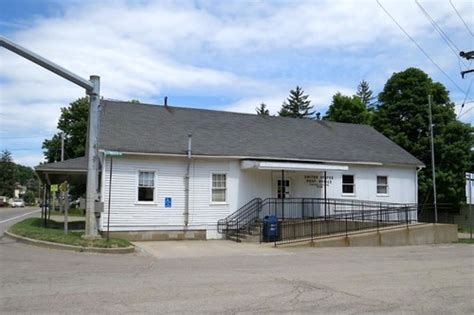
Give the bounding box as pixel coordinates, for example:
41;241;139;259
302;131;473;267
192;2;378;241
0;35;94;92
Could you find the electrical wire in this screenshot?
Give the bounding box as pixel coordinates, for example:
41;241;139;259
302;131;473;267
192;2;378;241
458;78;473;117
449;0;474;37
377;0;466;94
458;106;473;119
414;0;468;69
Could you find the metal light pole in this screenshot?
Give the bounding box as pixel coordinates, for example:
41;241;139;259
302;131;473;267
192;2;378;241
428;95;438;223
0;36;100;238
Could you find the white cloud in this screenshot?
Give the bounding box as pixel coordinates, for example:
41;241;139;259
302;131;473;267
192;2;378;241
1;0;472;166
226;84;354;115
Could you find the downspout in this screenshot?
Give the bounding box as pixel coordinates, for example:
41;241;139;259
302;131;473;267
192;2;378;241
184;134;192;227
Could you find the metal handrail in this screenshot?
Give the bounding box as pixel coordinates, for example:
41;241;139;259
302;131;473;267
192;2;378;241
217;197;413;238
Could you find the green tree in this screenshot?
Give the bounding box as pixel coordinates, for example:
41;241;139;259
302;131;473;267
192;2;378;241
0;150;18;197
23;190;36;204
373;67;474;207
279;86;315;118
324;93;372;124
256;103;270;116
16;164;38;196
356;80;374;107
42;97;89;162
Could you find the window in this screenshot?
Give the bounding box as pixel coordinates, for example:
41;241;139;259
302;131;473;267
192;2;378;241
377;176;388;195
138;171;155;202
342;175;355;194
212;173;227;203
277;179;290;199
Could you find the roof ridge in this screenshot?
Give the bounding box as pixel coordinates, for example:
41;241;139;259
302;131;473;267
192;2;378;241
100;99;370;127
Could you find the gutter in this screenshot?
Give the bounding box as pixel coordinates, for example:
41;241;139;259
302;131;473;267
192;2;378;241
98;150;424;167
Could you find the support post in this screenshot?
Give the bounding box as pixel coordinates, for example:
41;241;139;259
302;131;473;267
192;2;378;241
85;75;100;238
428;95;438;223
281;169;285;220
64;182;69;234
41;185;46;225
324;171;327;219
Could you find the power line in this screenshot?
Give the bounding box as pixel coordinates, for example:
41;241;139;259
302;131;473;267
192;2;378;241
458;106;473;119
414;0;468;69
449;0;474;37
376;0;466;94
458;78;473;117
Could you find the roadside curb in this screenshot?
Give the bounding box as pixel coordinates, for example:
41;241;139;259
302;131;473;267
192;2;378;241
4;231;135;254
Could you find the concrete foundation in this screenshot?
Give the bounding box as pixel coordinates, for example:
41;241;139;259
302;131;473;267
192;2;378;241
278;223;458;248
106;229;207;241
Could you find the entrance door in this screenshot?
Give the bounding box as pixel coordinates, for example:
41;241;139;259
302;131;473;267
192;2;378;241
276;178;291;199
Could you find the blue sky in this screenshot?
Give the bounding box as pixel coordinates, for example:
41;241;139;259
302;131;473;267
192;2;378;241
0;0;473;166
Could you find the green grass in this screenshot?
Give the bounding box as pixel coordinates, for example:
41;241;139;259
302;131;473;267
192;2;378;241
457;226;473;233
457;238;474;244
9;218;131;248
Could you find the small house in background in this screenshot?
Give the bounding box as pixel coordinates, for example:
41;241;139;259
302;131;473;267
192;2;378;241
36;100;424;240
14;183;26;199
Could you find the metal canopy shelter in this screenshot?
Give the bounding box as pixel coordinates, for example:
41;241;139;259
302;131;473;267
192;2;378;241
35;157;88;186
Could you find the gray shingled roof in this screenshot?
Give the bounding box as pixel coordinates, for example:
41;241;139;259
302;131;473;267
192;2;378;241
35;156;87;172
98;100;423;167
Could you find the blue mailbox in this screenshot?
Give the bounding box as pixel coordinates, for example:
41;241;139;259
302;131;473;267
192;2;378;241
263;215;279;242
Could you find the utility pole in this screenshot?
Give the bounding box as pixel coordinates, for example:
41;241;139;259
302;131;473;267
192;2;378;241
428;95;438;223
60;132;64;162
0;36;100;238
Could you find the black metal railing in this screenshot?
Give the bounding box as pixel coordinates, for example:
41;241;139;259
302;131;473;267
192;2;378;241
276;205;418;245
217;197;410;240
218;198;457;244
217;198;262;236
258;198;409;220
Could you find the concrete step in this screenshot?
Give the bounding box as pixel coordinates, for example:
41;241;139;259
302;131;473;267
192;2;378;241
226;231;261;243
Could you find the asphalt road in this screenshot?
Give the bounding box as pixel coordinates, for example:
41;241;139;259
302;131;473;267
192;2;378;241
0;206;41;236
1;235;473;313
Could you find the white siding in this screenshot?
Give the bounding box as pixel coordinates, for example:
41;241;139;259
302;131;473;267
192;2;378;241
101;154;418;238
101;155;237;237
236;166;417;205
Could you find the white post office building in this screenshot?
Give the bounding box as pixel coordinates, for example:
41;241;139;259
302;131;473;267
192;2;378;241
36;100;424;240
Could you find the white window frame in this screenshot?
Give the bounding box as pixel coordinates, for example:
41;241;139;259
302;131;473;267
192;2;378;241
136;169;157;204
376;175;389;196
210;172;228;204
342;174;356;196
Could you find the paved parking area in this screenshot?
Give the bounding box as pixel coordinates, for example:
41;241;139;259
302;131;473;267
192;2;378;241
1;236;473;314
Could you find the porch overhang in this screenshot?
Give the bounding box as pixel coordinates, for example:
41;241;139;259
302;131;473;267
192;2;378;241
240;160;349;171
35;156;88;185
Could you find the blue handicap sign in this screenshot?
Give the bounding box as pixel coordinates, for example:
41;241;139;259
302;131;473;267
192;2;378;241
164;197;172;208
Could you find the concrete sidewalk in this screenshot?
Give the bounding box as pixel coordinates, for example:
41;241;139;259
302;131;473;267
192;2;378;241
134;240;285;259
